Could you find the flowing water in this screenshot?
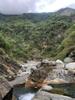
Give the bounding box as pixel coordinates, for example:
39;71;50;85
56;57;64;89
13;83;75;100
13;87;38;100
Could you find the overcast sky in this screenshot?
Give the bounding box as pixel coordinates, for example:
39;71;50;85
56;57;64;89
0;0;75;14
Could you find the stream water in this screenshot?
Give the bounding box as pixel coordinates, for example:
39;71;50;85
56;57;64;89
13;83;75;100
13;87;38;100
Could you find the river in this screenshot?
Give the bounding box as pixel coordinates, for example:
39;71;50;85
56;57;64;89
13;87;38;100
13;83;75;100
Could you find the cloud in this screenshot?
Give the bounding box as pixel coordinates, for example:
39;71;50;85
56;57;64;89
36;0;75;12
69;4;75;9
0;0;75;14
0;0;38;14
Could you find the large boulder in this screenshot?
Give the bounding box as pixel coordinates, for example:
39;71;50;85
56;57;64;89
0;55;21;81
65;62;75;79
42;59;56;66
56;60;64;68
44;78;67;84
41;85;53;91
45;68;70;83
0;77;12;99
32;90;73;100
65;62;75;70
26;60;55;88
64;57;74;63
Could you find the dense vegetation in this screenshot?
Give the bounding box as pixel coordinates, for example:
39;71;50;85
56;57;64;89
56;24;75;60
0;8;75;61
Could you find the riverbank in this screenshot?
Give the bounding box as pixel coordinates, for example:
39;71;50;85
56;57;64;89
1;59;75;100
13;59;75;100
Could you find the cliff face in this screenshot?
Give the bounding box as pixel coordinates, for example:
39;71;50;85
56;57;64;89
0;49;21;81
0;77;12;99
0;50;21;99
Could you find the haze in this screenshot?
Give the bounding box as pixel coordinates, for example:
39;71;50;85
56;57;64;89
0;0;75;14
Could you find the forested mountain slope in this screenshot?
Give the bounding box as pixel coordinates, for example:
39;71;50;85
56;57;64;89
0;8;75;60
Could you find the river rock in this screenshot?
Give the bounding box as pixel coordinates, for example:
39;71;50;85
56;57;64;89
65;62;75;70
42;59;56;66
43;78;67;84
64;57;73;63
32;90;74;100
41;85;53;91
56;59;64;68
26;59;56;88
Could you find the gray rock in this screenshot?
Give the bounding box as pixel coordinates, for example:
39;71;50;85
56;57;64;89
56;59;64;68
45;68;70;83
42;59;56;66
41;85;53;91
0;77;11;99
32;90;74;100
64;57;73;63
65;62;75;70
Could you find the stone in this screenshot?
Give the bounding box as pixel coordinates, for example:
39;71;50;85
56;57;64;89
41;85;53;91
56;60;63;64
64;57;73;63
0;54;21;81
0;77;12;99
42;59;56;66
56;59;64;68
44;78;67;84
29;69;47;82
65;62;75;70
32;90;73;100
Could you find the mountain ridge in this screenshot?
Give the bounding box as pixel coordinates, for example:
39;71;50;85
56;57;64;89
0;7;75;60
0;7;75;16
57;7;75;16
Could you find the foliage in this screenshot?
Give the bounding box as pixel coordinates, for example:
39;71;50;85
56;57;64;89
56;24;75;60
0;12;74;60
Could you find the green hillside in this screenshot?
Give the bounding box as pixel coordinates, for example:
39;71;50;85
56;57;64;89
0;8;75;61
56;24;75;60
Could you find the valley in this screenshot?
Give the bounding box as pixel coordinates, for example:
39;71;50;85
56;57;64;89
0;7;75;100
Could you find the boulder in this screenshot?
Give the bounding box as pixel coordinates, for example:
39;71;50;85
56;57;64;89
65;62;75;70
32;90;73;100
64;57;73;63
0;77;12;99
43;78;67;84
45;68;71;83
41;85;53;91
0;55;21;81
27;60;55;88
56;60;64;68
42;59;56;66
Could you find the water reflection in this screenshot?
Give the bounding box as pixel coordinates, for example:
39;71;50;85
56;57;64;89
19;93;35;100
13;87;38;100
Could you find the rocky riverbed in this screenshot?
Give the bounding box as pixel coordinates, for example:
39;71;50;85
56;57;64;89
0;59;75;100
13;59;75;100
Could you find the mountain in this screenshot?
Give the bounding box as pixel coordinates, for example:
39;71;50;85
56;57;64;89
0;7;75;84
0;7;75;22
0;7;75;61
57;7;75;16
0;13;51;23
